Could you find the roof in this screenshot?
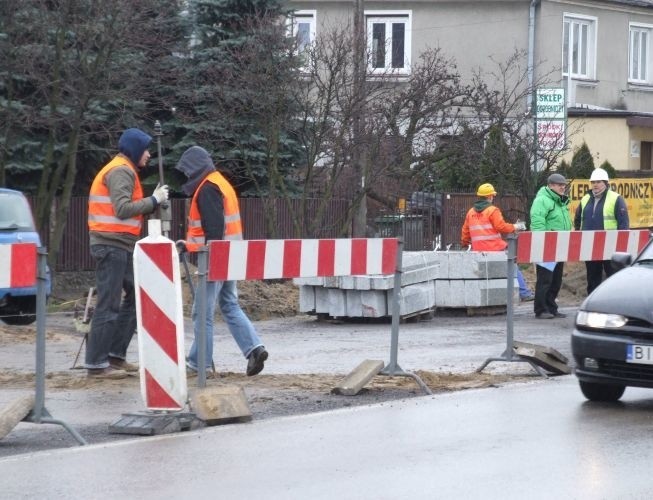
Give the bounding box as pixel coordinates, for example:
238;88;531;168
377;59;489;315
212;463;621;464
606;0;653;7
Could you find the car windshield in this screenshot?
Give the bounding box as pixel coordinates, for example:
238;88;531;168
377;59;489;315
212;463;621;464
0;192;36;231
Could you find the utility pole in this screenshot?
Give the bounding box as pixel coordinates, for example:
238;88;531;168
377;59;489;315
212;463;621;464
352;0;367;237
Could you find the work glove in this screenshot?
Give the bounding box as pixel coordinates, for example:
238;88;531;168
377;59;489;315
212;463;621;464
153;183;169;204
176;240;188;254
514;221;527;231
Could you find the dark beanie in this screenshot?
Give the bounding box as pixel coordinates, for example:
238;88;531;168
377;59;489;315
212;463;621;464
118;128;152;166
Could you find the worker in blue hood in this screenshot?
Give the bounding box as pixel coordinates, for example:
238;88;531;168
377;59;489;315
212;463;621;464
118;128;153;167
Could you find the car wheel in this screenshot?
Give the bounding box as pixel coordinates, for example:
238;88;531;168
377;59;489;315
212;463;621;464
1;314;36;325
579;380;625;402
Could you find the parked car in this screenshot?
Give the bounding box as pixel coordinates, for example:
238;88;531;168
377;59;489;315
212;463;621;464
0;188;50;325
572;235;653;401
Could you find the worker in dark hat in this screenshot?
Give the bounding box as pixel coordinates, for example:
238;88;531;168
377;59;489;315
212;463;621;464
529;173;572;319
86;128;169;379
175;145;268;377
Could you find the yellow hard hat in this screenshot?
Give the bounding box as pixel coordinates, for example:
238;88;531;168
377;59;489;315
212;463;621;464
476;183;497;197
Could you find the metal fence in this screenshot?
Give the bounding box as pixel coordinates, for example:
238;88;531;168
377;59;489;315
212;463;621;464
35;197;352;271
35;193;523;271
368;193;526;252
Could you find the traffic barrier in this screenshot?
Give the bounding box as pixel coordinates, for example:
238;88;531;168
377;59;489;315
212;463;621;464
0;245;86;445
207;238;397;281
199;238;431;395
134;221;187;410
0;242;37;287
517;229;650;264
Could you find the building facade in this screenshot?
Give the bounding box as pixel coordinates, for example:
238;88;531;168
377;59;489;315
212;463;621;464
289;0;653;172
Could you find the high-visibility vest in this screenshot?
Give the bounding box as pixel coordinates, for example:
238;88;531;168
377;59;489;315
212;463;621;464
186;171;243;252
464;206;507;251
87;155;144;235
580;190;619;229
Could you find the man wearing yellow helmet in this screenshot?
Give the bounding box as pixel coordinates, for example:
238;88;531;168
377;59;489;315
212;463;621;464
461;183;534;301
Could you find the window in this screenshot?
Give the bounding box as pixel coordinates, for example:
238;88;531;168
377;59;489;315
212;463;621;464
630;23;652;84
641;141;653;170
562;14;597;80
290;10;316;55
366;11;411;75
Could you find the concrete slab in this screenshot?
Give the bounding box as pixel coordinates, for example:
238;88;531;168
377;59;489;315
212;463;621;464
332;360;384;396
189;386;252;425
0;395;34;440
513;346;571;375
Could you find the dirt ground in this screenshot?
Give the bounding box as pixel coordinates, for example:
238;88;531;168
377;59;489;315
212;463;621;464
0;260;588;454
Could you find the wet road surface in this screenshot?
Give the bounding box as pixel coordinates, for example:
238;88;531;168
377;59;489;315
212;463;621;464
2;376;653;499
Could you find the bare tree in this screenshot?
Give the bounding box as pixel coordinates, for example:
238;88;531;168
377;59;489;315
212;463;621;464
0;0;186;268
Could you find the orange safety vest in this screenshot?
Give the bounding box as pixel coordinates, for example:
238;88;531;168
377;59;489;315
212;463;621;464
186;171;243;252
87;155;144;235
464;206;507;251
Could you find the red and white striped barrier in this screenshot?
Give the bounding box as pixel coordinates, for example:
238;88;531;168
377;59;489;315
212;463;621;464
0;243;37;288
208;238;398;281
133;221;187;410
517;229;650;264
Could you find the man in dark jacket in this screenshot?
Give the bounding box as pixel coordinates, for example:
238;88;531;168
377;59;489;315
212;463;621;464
86;128;169;379
574;168;629;295
176;146;268;377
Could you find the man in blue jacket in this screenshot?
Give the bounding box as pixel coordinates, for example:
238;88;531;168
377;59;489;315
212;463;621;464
574;168;629;295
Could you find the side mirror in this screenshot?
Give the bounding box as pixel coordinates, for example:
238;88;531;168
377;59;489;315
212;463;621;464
611;252;632;272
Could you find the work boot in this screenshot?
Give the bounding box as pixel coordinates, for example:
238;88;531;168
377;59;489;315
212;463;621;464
536;312;555;319
108;356;139;373
246;346;268;376
87;367;128;380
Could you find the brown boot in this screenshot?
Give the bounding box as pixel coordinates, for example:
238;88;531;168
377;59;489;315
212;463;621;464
108;356;139;372
87;367;128;380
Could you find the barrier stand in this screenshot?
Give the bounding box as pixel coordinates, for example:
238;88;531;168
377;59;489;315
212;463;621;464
109;220;198;436
379;238;433;394
196;246;208;388
476;235;548;377
22;247;88;444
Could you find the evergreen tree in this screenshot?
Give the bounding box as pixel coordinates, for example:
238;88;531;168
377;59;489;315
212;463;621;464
0;0;188;267
568;142;595;179
177;0;305;199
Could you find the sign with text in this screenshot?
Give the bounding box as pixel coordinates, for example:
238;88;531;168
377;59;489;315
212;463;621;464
568;178;653;228
537;121;566;151
536;88;566;151
535;88;566;119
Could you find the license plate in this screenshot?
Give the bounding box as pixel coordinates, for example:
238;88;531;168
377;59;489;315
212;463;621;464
626;344;653;364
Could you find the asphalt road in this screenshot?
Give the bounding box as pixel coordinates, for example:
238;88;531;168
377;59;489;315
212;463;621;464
3;376;653;499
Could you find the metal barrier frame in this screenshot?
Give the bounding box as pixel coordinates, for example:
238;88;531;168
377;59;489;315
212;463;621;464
22;248;87;444
194;238;431;394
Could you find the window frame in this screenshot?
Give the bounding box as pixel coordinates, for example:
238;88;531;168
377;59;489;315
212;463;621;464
562;13;598;81
365;10;412;76
629;22;652;85
289;10;317;56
